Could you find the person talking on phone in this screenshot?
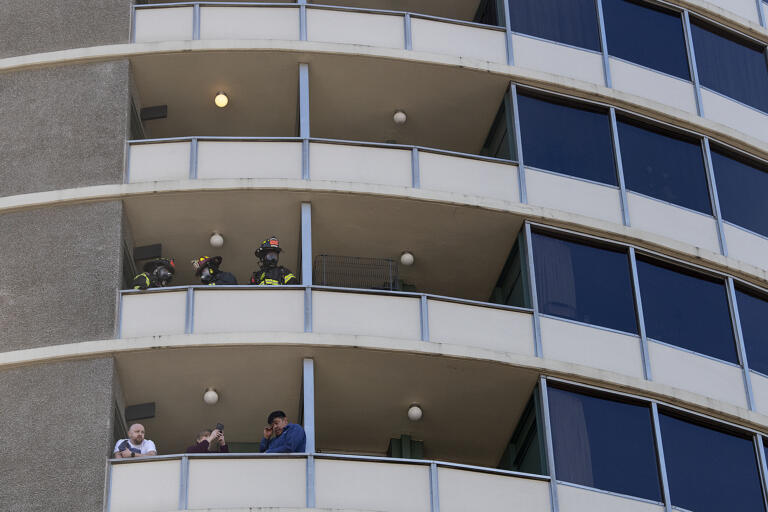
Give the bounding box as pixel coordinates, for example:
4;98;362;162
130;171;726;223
113;423;157;458
260;410;306;453
186;426;229;453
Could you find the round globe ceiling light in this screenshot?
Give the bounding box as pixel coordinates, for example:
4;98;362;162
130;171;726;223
407;404;423;421
393;110;407;125
214;92;229;108
209;232;224;248
203;387;219;405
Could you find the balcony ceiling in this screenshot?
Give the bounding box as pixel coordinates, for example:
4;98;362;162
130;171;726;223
130;50;507;155
131;52;300;139
124;191;522;301
116;345;538;466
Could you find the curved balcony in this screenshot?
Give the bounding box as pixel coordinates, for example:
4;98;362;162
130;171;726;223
117;285;755;415
108;452;671;512
127;2;768;147
125;137;768;277
132;3;508;64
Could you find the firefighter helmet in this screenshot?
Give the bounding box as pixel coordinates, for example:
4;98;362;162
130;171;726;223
191;255;222;276
143;258;175;274
255;236;282;257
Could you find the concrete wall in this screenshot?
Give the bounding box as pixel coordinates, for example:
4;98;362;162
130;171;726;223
0;0;132;58
0;60;129;197
0;357;116;512
0;201;123;351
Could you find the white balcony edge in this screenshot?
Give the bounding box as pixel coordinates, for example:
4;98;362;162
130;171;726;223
0;39;766;161
1;178;767;288
1;329;767;435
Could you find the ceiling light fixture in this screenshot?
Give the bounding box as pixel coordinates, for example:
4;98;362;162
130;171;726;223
214;92;229;108
393;110;407;125
209;232;224;248
400;251;415;266
407;404;423;421
203;387;219;405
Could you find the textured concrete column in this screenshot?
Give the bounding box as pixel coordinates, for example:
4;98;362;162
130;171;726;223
0;201;124;351
0;0;133;58
0;357;117;511
0;60;130;197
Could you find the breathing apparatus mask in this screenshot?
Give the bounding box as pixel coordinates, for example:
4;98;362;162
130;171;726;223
153;266;173;287
262;250;279;268
200;266;215;283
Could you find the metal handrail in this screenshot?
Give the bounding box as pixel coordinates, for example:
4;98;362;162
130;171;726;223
119;284;533;315
125;136;517;166
131;1;506;32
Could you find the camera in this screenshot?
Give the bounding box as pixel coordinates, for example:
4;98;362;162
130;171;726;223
215;422;224;432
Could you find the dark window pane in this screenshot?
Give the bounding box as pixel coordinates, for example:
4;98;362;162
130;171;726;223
711;148;768;237
692;20;768;113
532;233;636;333
736;288;768;375
636;258;736;362
508;0;601;51
481;99;514;160
661;414;765;512
617;118;711;214
603;0;689;79
518;93;617;185
549;388;661;501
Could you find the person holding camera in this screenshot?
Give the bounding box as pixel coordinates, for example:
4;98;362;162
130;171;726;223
260;410;306;453
186;425;229;453
113;423;157;458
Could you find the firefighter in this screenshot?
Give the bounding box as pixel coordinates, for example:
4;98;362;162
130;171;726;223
131;258;176;290
191;255;238;285
250;237;298;285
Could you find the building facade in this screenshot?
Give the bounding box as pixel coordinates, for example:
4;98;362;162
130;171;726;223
2;0;768;511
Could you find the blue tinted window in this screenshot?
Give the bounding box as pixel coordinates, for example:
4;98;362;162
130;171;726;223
617;118;711;214
518;93;617;185
508;0;601;51
660;413;765;512
548;387;661;501
711;148;768;237
736;288;768;375
692;20;768;113
532;233;637;333
636;258;736;362
603;0;689;79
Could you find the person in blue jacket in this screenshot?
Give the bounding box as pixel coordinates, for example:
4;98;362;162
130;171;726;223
260;410;306;453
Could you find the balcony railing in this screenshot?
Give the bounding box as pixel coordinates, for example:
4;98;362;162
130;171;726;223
105;452;551;512
131;2;508;64
118;285;535;355
125;137;522;203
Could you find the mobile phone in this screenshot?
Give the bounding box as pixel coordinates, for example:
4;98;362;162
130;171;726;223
215;423;224;432
118;440;130;452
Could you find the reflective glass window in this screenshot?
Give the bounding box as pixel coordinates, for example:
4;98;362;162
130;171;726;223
603;0;689;80
711;147;768;237
532;232;637;333
692;19;768;113
508;0;601;51
548;387;661;501
518;93;617;185
736;287;768;376
636;258;736;362
660;413;765;512
617;118;711;214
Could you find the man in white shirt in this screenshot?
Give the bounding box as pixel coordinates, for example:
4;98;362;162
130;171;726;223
113;423;157;458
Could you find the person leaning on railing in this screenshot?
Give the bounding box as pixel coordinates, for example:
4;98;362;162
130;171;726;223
260;410;306;453
186;427;229;453
131;258;176;290
113;423;157;458
250;237;298;286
